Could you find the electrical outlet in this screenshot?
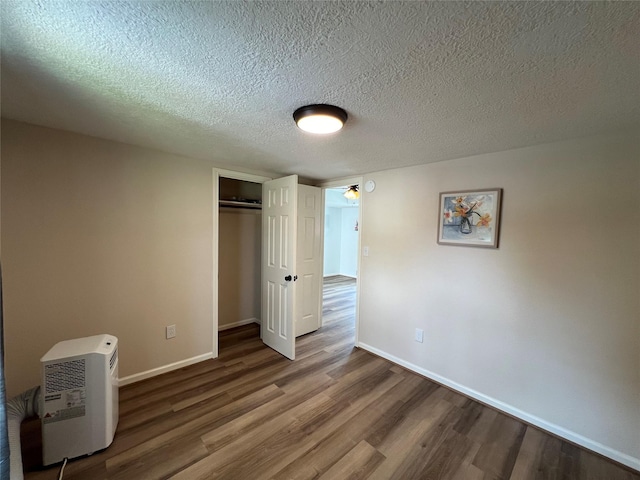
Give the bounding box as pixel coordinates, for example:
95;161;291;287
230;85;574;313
415;328;424;343
363;246;369;257
166;324;176;339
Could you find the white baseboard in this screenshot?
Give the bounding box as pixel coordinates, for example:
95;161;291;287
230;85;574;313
118;352;213;387
218;317;261;331
358;342;640;472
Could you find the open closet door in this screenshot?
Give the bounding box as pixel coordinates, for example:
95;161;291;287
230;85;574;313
296;185;323;337
261;175;298;360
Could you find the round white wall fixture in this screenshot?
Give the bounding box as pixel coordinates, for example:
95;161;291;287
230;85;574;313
364;180;376;193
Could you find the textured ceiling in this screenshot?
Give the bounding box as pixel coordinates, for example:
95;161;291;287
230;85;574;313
1;1;639;181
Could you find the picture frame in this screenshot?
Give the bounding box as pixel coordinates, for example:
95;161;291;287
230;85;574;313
437;188;502;248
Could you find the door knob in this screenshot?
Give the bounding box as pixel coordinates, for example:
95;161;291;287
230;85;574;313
285;275;292;282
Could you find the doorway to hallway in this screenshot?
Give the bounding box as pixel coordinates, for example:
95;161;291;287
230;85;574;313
322;186;360;345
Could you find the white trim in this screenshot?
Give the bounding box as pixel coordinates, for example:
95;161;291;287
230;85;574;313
218;317;261;331
354;178;363;348
118;352;213;387
358;342;640;472
212;170;219;359
215;168;272;184
317;176;363;189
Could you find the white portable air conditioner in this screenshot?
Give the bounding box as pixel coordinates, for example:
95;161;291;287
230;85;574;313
40;334;119;466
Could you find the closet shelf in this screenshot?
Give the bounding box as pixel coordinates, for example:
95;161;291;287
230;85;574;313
219;200;262;210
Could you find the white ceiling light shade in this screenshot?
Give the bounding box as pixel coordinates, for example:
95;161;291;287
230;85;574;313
293;104;348;134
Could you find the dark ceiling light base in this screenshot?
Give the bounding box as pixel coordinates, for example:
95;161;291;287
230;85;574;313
293;104;348;134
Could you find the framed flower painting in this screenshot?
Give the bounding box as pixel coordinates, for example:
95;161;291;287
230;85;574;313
437;188;502;248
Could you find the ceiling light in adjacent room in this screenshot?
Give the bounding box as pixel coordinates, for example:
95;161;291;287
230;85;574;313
344;185;359;200
293;104;348;134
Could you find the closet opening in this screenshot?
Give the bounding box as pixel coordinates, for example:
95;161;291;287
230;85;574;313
217;177;262;350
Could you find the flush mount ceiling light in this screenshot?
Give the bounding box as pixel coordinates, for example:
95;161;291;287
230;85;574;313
344;185;359;200
293;104;348;134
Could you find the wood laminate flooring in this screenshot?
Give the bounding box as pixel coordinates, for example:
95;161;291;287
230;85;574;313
20;276;638;479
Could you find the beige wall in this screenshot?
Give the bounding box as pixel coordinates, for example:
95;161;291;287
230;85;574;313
358;132;640;466
1;119;215;396
218;208;261;328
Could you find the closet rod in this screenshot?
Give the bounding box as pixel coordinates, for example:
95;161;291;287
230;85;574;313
219;200;262;210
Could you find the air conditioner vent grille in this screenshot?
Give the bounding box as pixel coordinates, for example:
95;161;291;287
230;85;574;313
110;348;118;370
44;359;85;393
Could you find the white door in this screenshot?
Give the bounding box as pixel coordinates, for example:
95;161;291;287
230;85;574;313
296;185;323;337
261;175;298;360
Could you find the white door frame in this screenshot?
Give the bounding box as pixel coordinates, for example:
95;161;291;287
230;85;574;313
212;168;272;358
317;176;363;347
